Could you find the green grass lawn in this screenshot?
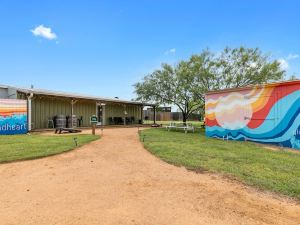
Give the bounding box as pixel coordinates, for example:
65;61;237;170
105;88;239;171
0;134;99;163
140;128;300;200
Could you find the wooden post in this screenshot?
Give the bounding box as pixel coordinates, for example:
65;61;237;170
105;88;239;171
92;124;96;135
153;106;156;124
91;115;97;135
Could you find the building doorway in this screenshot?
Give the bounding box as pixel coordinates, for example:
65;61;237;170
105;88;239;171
96;103;106;125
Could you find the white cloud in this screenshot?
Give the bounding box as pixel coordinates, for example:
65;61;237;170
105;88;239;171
278;58;289;70
164;48;176;55
31;25;57;40
287;53;299;60
277;53;299;71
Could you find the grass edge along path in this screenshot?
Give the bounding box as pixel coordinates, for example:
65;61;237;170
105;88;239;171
0;134;100;164
140;128;300;200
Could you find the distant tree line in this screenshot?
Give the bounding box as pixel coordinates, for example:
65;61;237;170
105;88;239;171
134;47;285;123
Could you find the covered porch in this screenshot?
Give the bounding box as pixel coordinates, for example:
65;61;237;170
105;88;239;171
17;91;156;130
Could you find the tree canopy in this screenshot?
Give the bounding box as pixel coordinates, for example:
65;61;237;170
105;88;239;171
134;47;285;122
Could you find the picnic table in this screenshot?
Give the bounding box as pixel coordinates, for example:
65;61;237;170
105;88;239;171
166;122;195;133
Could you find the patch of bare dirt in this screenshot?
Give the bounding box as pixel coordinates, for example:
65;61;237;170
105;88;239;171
0;128;299;225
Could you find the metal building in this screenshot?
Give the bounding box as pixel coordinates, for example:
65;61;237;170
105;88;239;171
0;84;154;131
205;80;300;150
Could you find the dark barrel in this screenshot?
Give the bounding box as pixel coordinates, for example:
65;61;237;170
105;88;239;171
55;115;67;128
67;115;77;128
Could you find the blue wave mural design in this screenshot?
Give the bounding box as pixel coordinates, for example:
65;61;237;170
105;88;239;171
205;86;300;149
0;114;28;135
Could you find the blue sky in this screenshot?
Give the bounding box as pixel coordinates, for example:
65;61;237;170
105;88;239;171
0;0;299;100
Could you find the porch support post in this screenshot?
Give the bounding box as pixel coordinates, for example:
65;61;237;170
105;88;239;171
153;106;156;124
71;100;74;117
71;99;77;128
123;104;126;126
102;103;106;126
95;102;98;118
140;105;143;124
71;99;78;116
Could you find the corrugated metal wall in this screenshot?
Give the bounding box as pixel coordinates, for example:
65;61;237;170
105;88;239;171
74;100;96;126
30;95;142;129
31;96;96;129
32;96;72;129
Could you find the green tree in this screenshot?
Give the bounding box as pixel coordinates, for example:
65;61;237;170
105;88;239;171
188;50;218;102
188;47;285;101
134;62;203;123
134;47;285;123
214;47;285;89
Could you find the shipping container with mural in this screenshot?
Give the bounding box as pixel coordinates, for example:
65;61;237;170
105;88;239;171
205;80;300;150
0;99;27;135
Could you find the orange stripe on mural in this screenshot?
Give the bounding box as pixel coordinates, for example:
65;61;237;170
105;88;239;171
205;113;215;120
247;84;300;129
0;99;27;118
0;109;27;113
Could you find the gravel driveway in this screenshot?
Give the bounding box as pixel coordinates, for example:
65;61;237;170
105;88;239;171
0;128;299;225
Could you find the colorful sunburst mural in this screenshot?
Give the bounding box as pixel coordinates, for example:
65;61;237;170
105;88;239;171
205;81;300;150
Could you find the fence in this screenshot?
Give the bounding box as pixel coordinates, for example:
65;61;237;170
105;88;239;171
143;111;201;122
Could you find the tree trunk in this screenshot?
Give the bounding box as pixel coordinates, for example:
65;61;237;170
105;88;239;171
182;113;187;125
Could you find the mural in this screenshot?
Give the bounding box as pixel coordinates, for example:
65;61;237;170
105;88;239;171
0;99;27;135
205;82;300;150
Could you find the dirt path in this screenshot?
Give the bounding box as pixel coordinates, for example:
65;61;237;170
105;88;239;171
0;128;299;225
